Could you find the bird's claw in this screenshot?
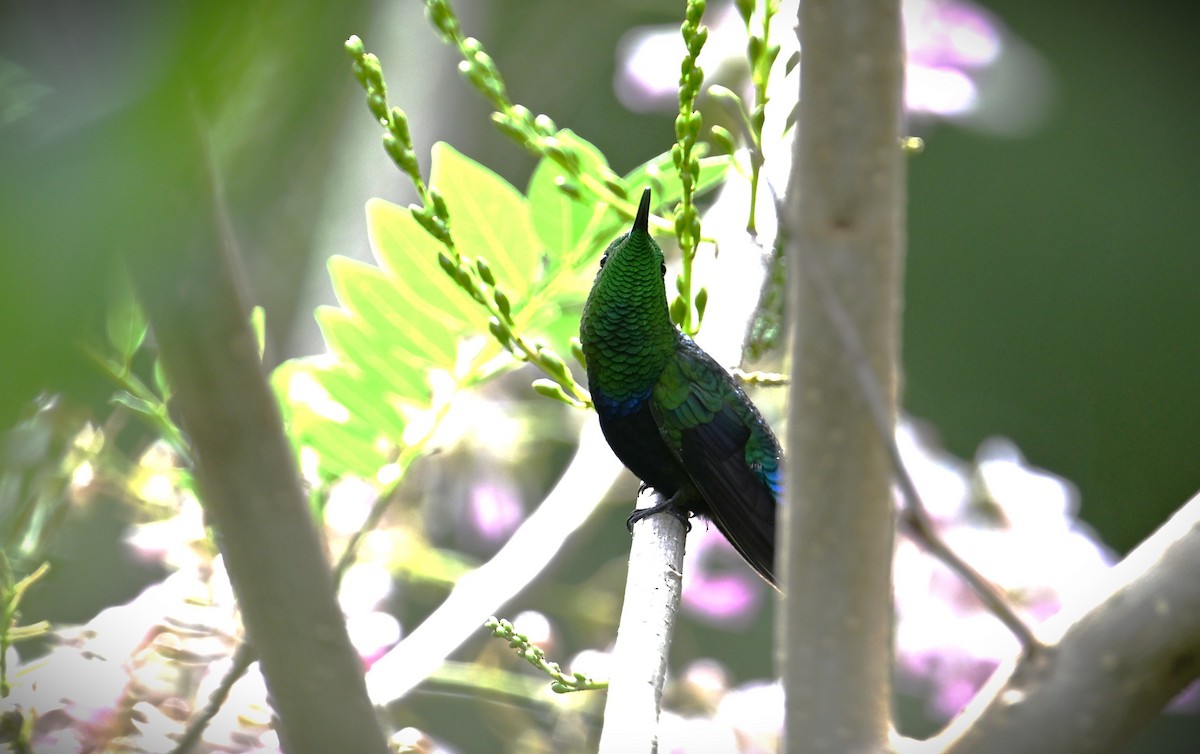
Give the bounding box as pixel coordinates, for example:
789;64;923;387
626;496;693;533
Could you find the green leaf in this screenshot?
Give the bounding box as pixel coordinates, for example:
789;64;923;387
315;306;431;403
528;169;592;259
298;406;389;481
105;275;147;364
555;129;613;179
624;152;733;209
328;256;457;369
110;391;162;424
527;133;615;261
153;359;171;401
309;365;408;443
272;359;393;481
519;300;575;360
429;142;540;299
367;198;484;331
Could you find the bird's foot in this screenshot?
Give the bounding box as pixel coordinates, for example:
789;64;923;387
627;491;693;533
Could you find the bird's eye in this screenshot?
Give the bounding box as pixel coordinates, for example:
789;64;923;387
599;255;607;268
660;263;666;276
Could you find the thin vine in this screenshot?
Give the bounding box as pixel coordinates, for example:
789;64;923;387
485;617;607;694
345;35;591;410
422;0;655;229
736;0;782;235
670;0;710;335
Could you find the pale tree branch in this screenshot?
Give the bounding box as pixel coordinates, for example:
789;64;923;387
909;490;1200;754
365;417;624;704
597;488;687;754
779;0;905;753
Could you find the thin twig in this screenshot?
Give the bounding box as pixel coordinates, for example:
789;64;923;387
333;481;405;587
597;488;686;754
169;643;257;754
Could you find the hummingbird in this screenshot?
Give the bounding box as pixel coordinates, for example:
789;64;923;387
580;188;782;585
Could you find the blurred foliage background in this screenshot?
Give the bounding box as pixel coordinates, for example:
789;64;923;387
905;1;1200;558
1;0;1198;751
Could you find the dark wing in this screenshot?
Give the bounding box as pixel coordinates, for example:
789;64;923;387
651;339;781;584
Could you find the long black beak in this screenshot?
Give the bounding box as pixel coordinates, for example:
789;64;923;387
634;187;651;234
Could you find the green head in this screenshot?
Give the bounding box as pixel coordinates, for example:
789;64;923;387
579;188;677;401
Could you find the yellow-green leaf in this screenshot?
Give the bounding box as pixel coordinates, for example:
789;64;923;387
315;306;431;403
328;256;457;369
429;142;540;299
367;198;484;331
